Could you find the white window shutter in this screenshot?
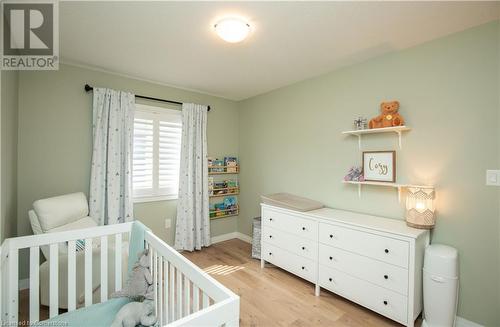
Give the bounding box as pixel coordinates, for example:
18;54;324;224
133;105;182;200
133;118;154;195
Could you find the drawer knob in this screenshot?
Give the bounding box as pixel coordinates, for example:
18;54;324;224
329;234;334;238
302;227;306;231
269;218;273;221
328;278;332;282
384;248;389;254
269;252;272;255
384;275;388;280
383;300;388;306
301;266;305;270
269;235;273;239
329;256;333;260
302;246;305;250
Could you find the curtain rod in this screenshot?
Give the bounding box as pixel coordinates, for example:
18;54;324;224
84;84;211;111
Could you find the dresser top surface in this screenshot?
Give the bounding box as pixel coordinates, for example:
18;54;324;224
261;204;428;239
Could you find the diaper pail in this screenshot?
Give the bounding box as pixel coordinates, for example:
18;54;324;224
422;244;459;327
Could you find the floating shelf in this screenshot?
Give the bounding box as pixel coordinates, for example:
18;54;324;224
342;126;411;150
210;213;239;220
210;191;239;198
208;165;239;175
342;180;433;202
210;206;239;219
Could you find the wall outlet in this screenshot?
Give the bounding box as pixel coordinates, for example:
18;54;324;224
486;170;500;186
165;218;172;229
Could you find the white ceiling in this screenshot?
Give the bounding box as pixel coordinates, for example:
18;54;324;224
60;1;500;101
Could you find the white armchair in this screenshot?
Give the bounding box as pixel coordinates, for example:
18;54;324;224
29;192;129;309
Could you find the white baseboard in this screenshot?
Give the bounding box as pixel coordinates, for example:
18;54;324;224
211;232;252;244
455;316;484;327
19;278;29;290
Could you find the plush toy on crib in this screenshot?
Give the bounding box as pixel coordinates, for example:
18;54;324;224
112;249;153;301
111;249;157;327
111;299;156;327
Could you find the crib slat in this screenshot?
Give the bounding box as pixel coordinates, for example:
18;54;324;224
100;236;108;302
152;249;157;316
67;240;76;312
49;243;59;318
193;284;200;312
163;260;168;323
8;248;19;323
115;233;122;292
169;264;175;323
158;257;163;326
202;293;209;309
29;246;40;322
85;238;93;307
184;276;191;314
177;269;183;318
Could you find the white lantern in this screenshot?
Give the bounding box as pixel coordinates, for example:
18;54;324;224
405;187;436;229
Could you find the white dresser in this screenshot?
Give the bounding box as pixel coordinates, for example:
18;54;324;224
260;204;429;327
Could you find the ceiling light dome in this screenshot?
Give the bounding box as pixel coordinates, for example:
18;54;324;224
214;17;250;43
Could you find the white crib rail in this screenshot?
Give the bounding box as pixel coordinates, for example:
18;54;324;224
0;222;133;324
0;224;240;327
145;231;239;327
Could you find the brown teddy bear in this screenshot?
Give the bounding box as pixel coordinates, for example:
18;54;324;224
369;101;405;129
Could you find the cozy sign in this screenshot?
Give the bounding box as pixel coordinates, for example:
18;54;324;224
362;151;396;182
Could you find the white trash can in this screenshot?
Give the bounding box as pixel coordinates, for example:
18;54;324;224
423;244;459;327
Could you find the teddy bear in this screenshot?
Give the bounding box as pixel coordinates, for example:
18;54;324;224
368;101;405;129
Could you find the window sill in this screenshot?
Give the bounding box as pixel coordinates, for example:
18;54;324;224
133;195;178;203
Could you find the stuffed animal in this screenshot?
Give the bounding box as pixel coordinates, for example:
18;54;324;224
368;101;405;129
112;249;153;301
111;299;157;327
344;166;364;182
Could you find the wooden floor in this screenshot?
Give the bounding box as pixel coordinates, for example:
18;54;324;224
184;239;422;327
19;239;422;326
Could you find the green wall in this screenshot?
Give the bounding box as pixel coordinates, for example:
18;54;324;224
16;64;239;261
238;22;500;326
1;70;19;242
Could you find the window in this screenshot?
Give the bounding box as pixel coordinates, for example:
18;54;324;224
133;104;182;201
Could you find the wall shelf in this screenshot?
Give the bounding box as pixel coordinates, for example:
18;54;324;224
208;165;239;175
210;191;239;198
342;126;411;150
210;206;239;219
342;180;433;202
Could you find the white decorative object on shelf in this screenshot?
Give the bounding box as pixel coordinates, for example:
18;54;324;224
342;126;411;149
260;203;429;327
342;180;434;203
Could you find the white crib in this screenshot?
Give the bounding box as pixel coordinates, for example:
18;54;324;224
0;222;240;326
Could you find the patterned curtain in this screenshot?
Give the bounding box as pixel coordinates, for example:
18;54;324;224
89;87;135;225
174;103;210;251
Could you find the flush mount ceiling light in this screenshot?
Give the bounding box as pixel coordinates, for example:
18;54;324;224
214;17;251;43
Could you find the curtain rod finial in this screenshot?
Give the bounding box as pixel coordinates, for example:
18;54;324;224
84;84;93;92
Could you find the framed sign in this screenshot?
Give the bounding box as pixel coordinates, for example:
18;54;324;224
362;151;396;182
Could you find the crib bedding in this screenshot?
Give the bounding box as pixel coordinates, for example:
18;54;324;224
35;298;131;327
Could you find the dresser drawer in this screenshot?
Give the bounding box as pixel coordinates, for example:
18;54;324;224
319;223;409;268
262;242;316;283
262;226;318;261
262;208;318;240
319;244;408;295
319;265;407;324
